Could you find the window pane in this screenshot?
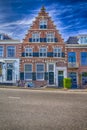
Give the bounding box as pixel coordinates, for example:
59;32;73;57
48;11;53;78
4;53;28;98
37;64;44;71
25;73;32;79
0;46;3;57
7;46;15;57
81;52;87;66
25;64;32;72
68;52;76;62
37;73;44;79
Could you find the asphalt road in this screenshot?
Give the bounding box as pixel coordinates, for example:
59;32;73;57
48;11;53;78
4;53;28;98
0;88;87;130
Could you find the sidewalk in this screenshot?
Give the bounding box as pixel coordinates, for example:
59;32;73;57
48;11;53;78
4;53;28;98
0;85;87;92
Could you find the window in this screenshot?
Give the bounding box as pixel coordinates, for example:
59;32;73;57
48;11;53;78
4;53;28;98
48;64;54;72
36;64;44;80
79;37;87;44
39;47;47;57
40;20;47;29
47;32;54;42
24;64;32;80
68;52;76;63
0;46;3;57
7;46;15;57
81;52;87;66
0;34;3;40
25;48;33;57
82;72;87;85
32;33;40;42
53;47;62;57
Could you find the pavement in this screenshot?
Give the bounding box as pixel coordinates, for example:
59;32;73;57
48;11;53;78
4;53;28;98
0;88;87;130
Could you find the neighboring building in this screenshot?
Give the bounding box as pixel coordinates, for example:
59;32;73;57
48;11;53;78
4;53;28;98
20;6;67;87
0;33;21;85
66;35;87;88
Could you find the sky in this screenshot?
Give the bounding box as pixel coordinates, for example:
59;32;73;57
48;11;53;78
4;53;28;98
0;0;87;41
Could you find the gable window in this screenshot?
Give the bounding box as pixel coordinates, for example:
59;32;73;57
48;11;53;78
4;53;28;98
68;52;76;63
0;46;4;57
36;64;44;80
7;46;15;57
40;20;47;29
32;32;40;42
24;64;32;80
47;32;54;43
25;48;33;57
39;47;47;57
81;52;87;66
53;47;62;57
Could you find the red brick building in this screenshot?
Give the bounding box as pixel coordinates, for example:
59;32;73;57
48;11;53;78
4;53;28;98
20;6;67;87
66;35;87;88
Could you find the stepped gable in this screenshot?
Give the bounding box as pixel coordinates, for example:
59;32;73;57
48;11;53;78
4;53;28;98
23;6;64;43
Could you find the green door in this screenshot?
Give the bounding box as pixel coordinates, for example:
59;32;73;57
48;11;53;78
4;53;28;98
49;72;54;85
7;69;12;81
58;71;64;87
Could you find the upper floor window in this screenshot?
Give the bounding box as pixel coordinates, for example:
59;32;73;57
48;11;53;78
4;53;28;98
24;64;32;80
0;46;4;57
7;46;15;57
53;47;62;57
39;20;47;29
79;37;87;44
39;47;47;57
47;32;54;43
68;52;76;63
36;64;44;80
32;33;40;42
81;52;87;66
25;48;33;57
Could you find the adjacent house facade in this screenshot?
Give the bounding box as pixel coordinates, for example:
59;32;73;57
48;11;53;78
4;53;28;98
66;34;87;88
0;33;21;85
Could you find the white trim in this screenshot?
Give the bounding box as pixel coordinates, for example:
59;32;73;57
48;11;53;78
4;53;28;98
56;67;67;86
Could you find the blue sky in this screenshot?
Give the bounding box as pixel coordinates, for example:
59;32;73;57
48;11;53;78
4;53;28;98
0;0;87;41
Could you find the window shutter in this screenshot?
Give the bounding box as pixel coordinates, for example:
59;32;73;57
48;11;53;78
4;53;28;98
44;38;47;42
21;52;25;57
32;72;36;80
40;38;43;42
33;52;39;57
44;72;48;80
29;38;32;42
55;38;58;42
20;72;24;80
62;52;65;57
47;52;53;57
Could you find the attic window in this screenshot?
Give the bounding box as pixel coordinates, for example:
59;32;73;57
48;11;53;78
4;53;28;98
39;20;47;29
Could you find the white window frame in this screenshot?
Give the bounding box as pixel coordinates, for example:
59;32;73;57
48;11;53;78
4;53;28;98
36;63;44;80
53;47;62;57
46;32;54;43
7;46;16;58
24;64;32;80
39;47;47;57
25;47;33;57
32;32;40;43
0;46;4;57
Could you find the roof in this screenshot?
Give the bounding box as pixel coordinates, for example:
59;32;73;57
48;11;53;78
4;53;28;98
0;33;12;40
66;36;78;44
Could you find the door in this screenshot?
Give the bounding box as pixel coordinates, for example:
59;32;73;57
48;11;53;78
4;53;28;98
7;69;12;81
69;72;77;88
49;72;54;85
48;64;54;85
58;71;64;87
7;63;13;81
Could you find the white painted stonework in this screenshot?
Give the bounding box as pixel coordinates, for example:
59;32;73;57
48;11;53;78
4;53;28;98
0;58;20;83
